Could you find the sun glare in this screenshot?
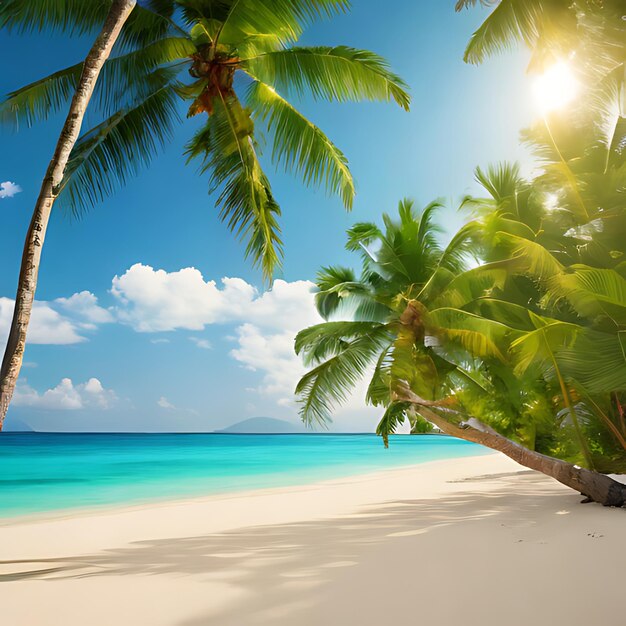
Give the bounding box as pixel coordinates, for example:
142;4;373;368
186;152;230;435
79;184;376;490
532;61;580;113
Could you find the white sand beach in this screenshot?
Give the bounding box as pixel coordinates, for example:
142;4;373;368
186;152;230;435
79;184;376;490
0;453;624;626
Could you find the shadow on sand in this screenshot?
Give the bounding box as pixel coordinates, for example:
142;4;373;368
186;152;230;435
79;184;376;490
0;471;606;625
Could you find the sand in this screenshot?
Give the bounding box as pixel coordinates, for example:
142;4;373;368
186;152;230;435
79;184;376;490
0;452;624;626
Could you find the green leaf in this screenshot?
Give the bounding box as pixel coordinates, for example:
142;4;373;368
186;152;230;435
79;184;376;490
549;266;626;326
510;321;580;378
462;0;545;64
1;37;195;127
0;0;178;49
427;307;513;361
0;64;80;128
247;80;354;209
313;266;374;320
295;321;390;366
559;330;626;394
495;231;564;280
376;402;411;448
58;76;180;217
295;324;391;426
389;324;439;400
212;0;349;47
242;46;410;110
185;91;282;281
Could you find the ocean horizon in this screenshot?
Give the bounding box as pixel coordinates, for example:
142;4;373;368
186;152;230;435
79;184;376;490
0;432;488;517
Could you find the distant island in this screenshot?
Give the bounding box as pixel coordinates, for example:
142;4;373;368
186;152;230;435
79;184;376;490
216;417;307;434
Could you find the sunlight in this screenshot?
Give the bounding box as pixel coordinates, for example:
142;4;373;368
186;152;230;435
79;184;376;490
544;193;559;212
532;61;580;113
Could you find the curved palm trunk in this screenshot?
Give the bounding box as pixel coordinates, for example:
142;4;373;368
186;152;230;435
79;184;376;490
397;387;626;507
0;0;137;430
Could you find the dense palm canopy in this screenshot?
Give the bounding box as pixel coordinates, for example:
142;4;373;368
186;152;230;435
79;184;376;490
295;200;519;443
456;0;625;81
0;0;410;280
295;0;626;472
457;0;626;468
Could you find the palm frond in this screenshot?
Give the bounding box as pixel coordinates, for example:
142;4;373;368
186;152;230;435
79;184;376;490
58;74;180;217
186;90;282;280
213;0;349;47
495;231;564;280
472;298;559;331
0;64;81;128
242;46;410;110
0;0;110;35
345;222;383;253
435;220;482;274
462;0;545;64
559;331;626;393
366;344;393;407
426;263;508;309
549;266;626;325
295;321;390;365
427;307;513;360
376;402;411;448
313;266;374;320
389;325;439;399
246;80;354;208
295;324;391;426
0;0;177;49
510;320;580;377
1;37;195;127
475;162;525;209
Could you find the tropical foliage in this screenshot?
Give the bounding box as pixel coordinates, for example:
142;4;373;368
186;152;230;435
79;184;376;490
296;0;626;489
0;0;409;280
456;0;625;82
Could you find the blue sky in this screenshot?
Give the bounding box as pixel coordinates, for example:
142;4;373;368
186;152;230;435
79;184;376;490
0;1;535;432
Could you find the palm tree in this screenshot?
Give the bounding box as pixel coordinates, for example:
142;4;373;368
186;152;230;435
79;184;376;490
449;0;626;482
295;200;626;505
0;0;410;430
464;162;626;469
2;0;409;279
456;0;625;82
0;0;138;428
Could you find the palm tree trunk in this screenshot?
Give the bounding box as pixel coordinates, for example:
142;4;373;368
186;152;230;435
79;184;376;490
0;0;137;430
397;387;626;507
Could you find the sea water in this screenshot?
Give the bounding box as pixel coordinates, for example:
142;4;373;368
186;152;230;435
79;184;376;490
0;433;488;517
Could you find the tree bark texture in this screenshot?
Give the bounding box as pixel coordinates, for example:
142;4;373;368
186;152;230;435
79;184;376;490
0;0;137;429
397;386;626;507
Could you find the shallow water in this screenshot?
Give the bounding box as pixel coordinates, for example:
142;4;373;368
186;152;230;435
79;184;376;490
0;433;488;517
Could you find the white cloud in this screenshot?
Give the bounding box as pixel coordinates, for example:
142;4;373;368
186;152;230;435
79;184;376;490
0;297;86;345
110;263;326;406
0;181;22;199
230;323;306;403
55;291;113;325
13;377;116;410
111;263;320;332
150;338;170;344
111;264;252;331
157;396;176;410
190;337;211;350
110;264;331;409
0;291;112;349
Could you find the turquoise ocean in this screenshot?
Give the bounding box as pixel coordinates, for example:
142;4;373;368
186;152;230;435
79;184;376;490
0;433;488;517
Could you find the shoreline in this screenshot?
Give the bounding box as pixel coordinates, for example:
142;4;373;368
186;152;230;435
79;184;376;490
0;452;494;527
0;446;491;525
1;453;624;625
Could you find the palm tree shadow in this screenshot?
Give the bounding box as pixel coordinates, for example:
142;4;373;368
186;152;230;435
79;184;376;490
0;472;578;624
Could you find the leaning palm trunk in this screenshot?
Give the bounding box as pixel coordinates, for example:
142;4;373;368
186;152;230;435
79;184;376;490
396;385;626;507
0;0;137;430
